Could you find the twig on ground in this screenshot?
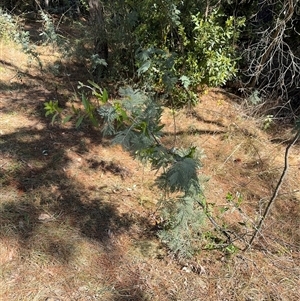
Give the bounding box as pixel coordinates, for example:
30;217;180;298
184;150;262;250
244;131;299;251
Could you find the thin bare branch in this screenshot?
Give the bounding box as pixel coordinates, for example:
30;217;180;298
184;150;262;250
243;0;300;107
244;131;299;251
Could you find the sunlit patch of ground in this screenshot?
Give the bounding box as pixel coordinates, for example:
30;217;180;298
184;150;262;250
0;33;299;301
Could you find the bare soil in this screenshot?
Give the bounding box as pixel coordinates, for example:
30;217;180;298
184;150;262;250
0;36;299;301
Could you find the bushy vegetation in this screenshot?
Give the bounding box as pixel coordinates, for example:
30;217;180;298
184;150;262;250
2;0;300;258
0;8;41;67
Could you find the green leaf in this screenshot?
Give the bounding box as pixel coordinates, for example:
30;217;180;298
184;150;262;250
51;113;58;125
82;94;89;110
72;104;79;114
87;80;101;90
225;244;238;254
180;75;191;89
226;192;233;202
102;88;109;103
137;60;151;76
63;115;72;123
219;207;229;214
158;157;200;193
92;91;102;99
75;115;84;128
90;115;99;127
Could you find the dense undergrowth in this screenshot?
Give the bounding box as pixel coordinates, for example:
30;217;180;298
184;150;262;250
0;1;300;300
2;1;300;258
1;9;300;298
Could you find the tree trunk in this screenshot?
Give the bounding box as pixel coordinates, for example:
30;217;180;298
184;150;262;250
88;0;108;61
88;0;108;78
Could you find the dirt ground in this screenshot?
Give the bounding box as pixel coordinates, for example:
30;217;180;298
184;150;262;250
0;35;299;300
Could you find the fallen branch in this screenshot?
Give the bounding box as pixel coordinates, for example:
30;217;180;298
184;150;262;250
244;131;299;251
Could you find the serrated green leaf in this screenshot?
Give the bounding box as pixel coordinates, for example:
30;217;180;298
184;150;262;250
180;75;191;89
158;157;200;193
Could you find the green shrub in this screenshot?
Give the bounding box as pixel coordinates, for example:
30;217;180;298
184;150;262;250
0;9;41;68
134;7;245;107
188;11;245;87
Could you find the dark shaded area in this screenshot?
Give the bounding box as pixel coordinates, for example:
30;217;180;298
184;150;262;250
0;59;15;68
87;158;131;179
0;21;149;293
269;134;300;146
0;125;147;241
0;124;150;299
0;201;39;240
160;110;227;137
222;0;300;120
3;0;85;17
0;80;31;91
186;110;226;128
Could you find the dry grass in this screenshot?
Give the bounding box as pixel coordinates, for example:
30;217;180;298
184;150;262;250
0;29;299;301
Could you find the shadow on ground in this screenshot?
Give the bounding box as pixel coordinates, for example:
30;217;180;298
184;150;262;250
0;124;150;300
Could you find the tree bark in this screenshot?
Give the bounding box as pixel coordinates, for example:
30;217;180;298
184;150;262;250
88;0;108;61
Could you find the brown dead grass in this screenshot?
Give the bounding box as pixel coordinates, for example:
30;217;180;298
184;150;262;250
0;30;299;301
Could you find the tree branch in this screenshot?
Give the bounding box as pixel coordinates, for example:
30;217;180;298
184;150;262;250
244;131;299;251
